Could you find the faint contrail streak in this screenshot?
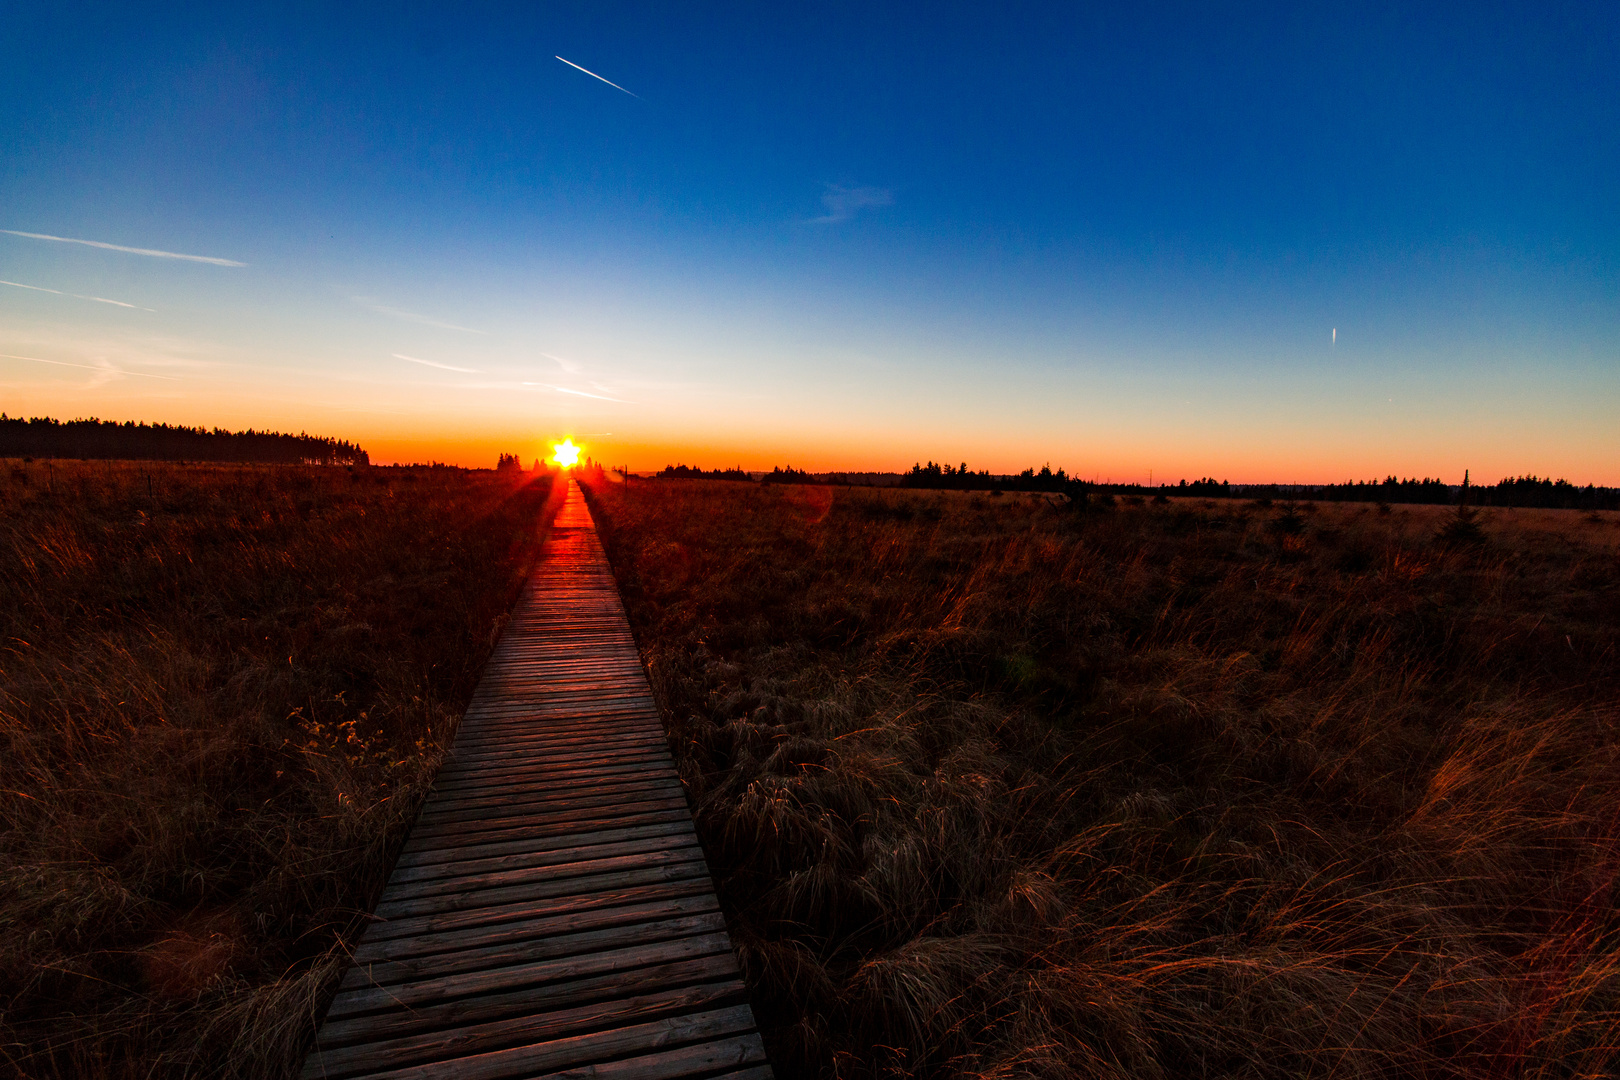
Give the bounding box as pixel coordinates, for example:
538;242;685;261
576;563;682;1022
523;382;628;402
1;230;245;266
393;353;481;373
555;56;639;97
0;353;179;379
1;278;155;309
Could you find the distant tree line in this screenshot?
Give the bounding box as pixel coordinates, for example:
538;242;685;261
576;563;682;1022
0;415;369;465
657;463;753;481
901;461;1079;492
1234;477;1451;504
898;460;1617;510
629;455;1620;511
759;466;819;485
1232;476;1618;510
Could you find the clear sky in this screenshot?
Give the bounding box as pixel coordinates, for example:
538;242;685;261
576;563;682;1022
2;2;1616;480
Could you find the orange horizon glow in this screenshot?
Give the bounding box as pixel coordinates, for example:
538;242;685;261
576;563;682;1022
349;432;1618;488
6;385;1615;485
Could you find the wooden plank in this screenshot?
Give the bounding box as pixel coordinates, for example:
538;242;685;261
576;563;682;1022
430;744;670;777
353;893;720;964
342;911;729;989
317;953;742;1048
323;932;735;1022
431;751;674;789
430;753;675;790
389;821;698;878
344;1006;759;1080
419;761;679;801
532;1035;769;1080
450;717;664;742
427;759;676;794
378;841;708;904
400;803;692;856
303;981;746;1080
396;817;696;870
370;849;712;920
358;877;717;945
432;741;672;778
402;794;689;845
413;774;683;820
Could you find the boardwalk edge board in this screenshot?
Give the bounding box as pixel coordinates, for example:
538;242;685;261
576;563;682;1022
304;480;772;1080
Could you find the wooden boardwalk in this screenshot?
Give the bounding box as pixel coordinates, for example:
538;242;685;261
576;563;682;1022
302;479;770;1080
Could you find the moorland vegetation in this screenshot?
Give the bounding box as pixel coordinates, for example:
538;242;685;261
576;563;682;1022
582;478;1620;1080
0;460;558;1077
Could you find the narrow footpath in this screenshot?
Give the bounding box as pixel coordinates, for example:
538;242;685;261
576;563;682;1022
302;479;770;1080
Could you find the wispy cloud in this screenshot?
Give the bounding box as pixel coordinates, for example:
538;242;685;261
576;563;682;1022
808;184;893;224
354;297;487;334
1;230;245;266
555;56;639;98
1;278;154;310
0;279;61;295
521;382;629;403
394;352;481;373
540;352;583;374
1;352;180;382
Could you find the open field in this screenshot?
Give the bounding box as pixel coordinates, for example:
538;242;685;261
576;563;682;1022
582;478;1620;1079
0;460;558;1078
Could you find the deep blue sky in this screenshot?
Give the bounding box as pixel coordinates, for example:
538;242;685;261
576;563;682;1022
2;2;1616;477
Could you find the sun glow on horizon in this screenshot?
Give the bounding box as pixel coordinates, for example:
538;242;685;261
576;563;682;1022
549;438;582;469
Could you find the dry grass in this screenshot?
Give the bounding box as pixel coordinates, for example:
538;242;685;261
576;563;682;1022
583;480;1620;1080
0;459;559;1078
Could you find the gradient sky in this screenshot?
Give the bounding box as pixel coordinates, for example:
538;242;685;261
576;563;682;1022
2;2;1616;480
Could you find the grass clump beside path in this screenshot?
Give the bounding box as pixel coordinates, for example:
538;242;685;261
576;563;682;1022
1;460;558;1078
583;479;1620;1080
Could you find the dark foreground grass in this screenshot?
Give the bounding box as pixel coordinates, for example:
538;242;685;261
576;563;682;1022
0;460;558;1078
583;479;1620;1080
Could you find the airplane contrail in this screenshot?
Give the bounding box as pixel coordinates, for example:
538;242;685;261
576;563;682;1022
1;353;179;379
555;56;639;98
1;229;245;266
393;353;480;373
523;382;629;402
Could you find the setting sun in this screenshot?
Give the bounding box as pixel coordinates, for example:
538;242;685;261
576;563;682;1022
549;438;581;469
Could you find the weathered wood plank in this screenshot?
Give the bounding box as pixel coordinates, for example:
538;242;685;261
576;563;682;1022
413;775;683;819
353;893;720;964
531;1035;770;1080
317;953;742;1048
302;981;746;1080
402;794;689;846
344;1006;759;1080
387;821;698;880
377;843;709;905
342;911;729;989
396;817;696;870
400;804;692;857
432;745;672;783
371;845;711;922
431;752;674;790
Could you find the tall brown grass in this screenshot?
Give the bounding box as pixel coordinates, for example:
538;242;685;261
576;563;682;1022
582;481;1620;1079
0;460;558;1078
